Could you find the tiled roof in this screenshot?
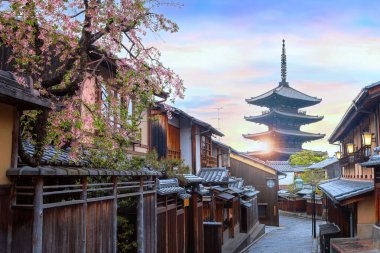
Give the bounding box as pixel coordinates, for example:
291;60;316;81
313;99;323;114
318;178;373;203
361;152;380;167
246;85;321;105
21;141;87;167
209;185;227;192
329;81;380;143
197;184;210;195
216;192;235;201
0;70;51;109
157;178;185;195
155;104;224;137
267;161;307;173
243;129;325;141
308;157;338;169
245;109;323;124
181;174;204;184
229;177;244;189
7;166;161;177
178;193;191;200
240;200;253;208
197;167;229;184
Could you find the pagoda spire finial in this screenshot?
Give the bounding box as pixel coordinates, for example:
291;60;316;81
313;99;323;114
280;39;289;87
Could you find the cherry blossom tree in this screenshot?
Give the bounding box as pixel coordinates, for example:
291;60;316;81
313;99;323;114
0;0;184;166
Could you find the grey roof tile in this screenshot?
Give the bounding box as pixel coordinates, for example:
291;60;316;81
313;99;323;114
157;178;188;197
197;167;229;184
7;166;161;177
318;178;373;203
266;161;307;173
308;157;338;169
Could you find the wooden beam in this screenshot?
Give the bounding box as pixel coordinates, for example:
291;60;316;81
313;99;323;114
137;177;144;253
32;177;43;253
112;176;117;253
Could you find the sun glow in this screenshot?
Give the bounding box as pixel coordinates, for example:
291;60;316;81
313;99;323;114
251;141;271;153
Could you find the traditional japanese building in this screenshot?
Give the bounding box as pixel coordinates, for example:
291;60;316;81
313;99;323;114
243;40;325;161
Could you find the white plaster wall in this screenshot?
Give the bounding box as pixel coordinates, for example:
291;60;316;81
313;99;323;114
279;172;294;186
180;118;192;169
195;127;201;173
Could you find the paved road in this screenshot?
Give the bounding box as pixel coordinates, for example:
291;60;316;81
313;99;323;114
247;214;323;253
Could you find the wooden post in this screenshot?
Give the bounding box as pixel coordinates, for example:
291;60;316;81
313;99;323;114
153;178;157;253
32;177;43;253
112;176;117;253
192;192;199;253
81;177;88;253
137;177;144;253
6;180;16;253
10;109;19;168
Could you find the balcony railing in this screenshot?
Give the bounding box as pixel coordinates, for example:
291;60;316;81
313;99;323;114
339;146;370;166
167;149;181;160
201;155;217;168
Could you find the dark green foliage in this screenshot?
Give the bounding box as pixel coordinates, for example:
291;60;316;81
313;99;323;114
289;150;328;166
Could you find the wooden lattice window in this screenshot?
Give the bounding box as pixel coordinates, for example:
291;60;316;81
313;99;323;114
258;203;268;218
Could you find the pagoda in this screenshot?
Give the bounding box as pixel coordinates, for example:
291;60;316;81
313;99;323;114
243;40;325;161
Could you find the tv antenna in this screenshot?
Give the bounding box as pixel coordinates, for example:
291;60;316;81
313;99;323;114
213;107;223;131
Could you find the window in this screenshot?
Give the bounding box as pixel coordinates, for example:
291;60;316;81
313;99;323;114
258;203;268;218
99;83;134;130
201;135;212;157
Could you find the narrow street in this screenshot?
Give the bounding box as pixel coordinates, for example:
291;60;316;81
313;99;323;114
247;213;323;253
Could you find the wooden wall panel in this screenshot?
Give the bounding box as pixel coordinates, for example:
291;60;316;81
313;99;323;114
86;200;114;253
167;208;177;253
197;204;204;253
157;212;166;253
0;186;10;253
230;157;279;226
144;193;156;253
11;209;33;253
203;223;222;253
177;210;185;253
42;205;83;253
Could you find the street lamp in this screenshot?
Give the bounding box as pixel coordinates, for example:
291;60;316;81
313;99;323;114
311;184;317;238
335;151;342;159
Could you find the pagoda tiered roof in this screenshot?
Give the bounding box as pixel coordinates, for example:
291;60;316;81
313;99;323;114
243;129;325;142
244;109;323;125
246;85;321;109
243;40;324;160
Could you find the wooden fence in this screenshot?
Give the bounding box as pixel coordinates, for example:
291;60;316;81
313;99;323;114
4;169;159;253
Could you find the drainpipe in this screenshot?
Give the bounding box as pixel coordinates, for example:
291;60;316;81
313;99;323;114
375;105;379;146
349;208;354;237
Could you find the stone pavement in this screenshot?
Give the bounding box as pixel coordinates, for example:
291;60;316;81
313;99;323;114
245;213;323;253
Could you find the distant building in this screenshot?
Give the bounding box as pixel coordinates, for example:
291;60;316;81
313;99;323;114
319;81;380;252
229;151;284;226
266;160;307;189
308;156;340;179
243;40;325;161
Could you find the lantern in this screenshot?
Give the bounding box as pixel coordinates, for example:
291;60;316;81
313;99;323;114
266;179;275;188
346;143;354;154
335;151;342;159
295;176;303;189
362;132;373;147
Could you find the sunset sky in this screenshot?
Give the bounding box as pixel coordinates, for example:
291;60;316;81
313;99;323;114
148;0;380;156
